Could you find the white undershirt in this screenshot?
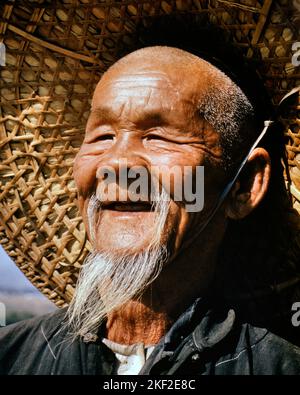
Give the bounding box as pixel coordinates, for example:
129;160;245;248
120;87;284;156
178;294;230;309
102;338;155;375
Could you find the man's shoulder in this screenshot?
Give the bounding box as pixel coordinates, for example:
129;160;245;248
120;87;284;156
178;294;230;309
0;308;68;374
252;326;300;374
245;323;300;358
0;307;65;340
214;322;300;375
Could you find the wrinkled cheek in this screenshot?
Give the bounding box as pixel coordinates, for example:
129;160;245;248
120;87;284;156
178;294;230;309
73;153;99;199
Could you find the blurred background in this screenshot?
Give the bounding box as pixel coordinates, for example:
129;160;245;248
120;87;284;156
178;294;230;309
0;245;57;326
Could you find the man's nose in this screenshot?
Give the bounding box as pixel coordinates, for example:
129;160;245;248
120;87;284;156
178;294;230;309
95;134;149;181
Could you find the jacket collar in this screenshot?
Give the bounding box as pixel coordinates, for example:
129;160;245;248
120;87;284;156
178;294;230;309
139;297;236;374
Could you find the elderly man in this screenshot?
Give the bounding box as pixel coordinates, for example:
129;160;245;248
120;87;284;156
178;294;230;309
0;42;300;375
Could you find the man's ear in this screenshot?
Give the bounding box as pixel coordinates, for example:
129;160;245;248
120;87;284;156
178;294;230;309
225;148;271;220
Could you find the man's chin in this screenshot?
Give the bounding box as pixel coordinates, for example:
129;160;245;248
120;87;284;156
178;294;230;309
94;211;160;247
94;237;161;256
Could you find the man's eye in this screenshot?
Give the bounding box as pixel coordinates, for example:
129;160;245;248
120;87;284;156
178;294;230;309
94;134;115;141
145;134;168;142
147;135;160;140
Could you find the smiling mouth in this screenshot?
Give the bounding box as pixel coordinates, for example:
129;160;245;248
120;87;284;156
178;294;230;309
103;202;153;212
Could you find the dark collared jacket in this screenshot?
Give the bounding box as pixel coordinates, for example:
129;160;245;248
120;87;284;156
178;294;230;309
0;299;299;375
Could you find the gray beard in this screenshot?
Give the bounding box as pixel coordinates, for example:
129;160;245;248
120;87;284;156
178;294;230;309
66;190;170;339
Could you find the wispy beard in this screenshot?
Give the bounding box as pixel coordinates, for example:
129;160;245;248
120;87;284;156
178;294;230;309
66;189;170;339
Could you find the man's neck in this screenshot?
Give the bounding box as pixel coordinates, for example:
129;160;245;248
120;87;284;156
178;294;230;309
106;300;172;345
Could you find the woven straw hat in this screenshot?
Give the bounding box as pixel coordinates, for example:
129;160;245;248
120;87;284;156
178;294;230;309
0;0;299;308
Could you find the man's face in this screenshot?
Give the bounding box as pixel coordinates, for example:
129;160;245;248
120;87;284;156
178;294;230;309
73;56;224;256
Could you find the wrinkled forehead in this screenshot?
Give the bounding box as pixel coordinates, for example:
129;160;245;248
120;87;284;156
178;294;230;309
91;70;182;114
91;57;226;116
